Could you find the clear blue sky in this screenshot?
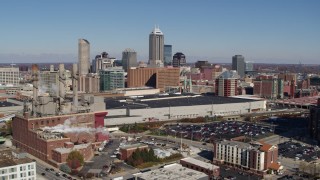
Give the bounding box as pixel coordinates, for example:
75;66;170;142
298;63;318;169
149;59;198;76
0;0;319;64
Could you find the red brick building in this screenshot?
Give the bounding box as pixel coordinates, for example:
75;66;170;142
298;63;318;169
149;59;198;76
127;67;180;91
12;111;107;167
180;157;220;178
119;143;148;160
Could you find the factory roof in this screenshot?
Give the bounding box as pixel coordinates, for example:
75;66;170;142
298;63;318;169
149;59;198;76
0;149;34;168
105;93;259;109
180;157;219;171
54;143;90;154
217;140;253;149
120;143;148;150
135;163;208;180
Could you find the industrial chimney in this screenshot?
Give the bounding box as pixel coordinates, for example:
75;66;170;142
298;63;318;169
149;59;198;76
72;63;78;111
31;64;39;116
59;64;66;100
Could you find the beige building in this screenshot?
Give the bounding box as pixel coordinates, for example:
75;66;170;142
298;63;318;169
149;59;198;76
149;26;164;67
78;39;90;75
0;67;20;85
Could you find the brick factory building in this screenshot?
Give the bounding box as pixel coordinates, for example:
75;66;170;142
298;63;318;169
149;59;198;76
12;111;108;167
127;67;180;91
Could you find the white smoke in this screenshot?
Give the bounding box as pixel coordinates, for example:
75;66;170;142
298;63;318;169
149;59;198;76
42;116;109;135
51;83;59;96
38;84;48;96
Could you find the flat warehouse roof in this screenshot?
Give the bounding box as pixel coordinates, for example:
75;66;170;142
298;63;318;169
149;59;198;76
105;94;259;109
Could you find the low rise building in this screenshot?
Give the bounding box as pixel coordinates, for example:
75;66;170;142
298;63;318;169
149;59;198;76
0;149;36;180
153;148;171;158
119;143;148;160
180;157;220;178
133;163;208;180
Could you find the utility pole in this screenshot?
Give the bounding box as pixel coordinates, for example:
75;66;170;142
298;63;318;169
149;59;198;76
180;133;183;152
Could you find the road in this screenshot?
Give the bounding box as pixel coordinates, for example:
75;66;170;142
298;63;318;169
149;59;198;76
26;153;76;180
144;134;214;150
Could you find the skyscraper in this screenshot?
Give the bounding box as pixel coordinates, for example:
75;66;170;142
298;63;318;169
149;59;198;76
164;45;172;65
149;26;164;67
122;48;137;72
78;39;90;75
172;52;186;67
232;55;245;78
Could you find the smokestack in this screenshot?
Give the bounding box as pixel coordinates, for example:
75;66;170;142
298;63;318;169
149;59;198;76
72;63;78;110
32;64;39;116
59;64;66;112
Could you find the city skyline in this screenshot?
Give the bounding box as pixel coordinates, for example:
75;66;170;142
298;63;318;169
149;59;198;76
0;0;319;64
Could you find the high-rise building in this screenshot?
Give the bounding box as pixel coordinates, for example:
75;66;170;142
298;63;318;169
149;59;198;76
172;52;186;67
245;61;254;72
164;45;172;65
78;39;90;75
122;48;137;72
99;68;125;91
310;99;320;144
232;55;245;78
127;67;180;91
92;52;116;73
215;71;239;97
149;26;164;67
0;67;20;85
253;78;284;99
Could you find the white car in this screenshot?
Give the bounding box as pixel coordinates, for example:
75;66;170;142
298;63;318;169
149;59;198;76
110;155;116;158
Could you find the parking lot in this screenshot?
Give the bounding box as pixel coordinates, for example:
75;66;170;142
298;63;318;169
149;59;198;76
163;121;274;142
278;141;320;162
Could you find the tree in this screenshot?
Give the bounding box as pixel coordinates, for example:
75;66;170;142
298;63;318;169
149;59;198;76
67;151;84;169
5;120;12;135
60;164;71;174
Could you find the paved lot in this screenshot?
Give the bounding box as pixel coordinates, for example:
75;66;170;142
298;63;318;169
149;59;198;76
163;121;274;142
278;141;320;162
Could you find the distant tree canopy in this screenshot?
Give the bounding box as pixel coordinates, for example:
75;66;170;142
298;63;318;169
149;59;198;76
67;151;84;169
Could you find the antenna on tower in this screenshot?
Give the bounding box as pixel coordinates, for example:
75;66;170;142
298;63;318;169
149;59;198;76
10;61;16;67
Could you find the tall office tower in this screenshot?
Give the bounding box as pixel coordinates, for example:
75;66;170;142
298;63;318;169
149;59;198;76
92;52;116;73
172;52;186;67
78;39;90;75
309;98;320;144
164;45;172;65
122;48;137;72
149;26;164;67
232;55;245;78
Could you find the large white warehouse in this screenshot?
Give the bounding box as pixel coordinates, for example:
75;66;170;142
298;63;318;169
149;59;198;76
104;94;266;125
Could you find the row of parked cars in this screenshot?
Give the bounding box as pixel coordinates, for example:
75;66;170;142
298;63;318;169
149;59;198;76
165;121;273;141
